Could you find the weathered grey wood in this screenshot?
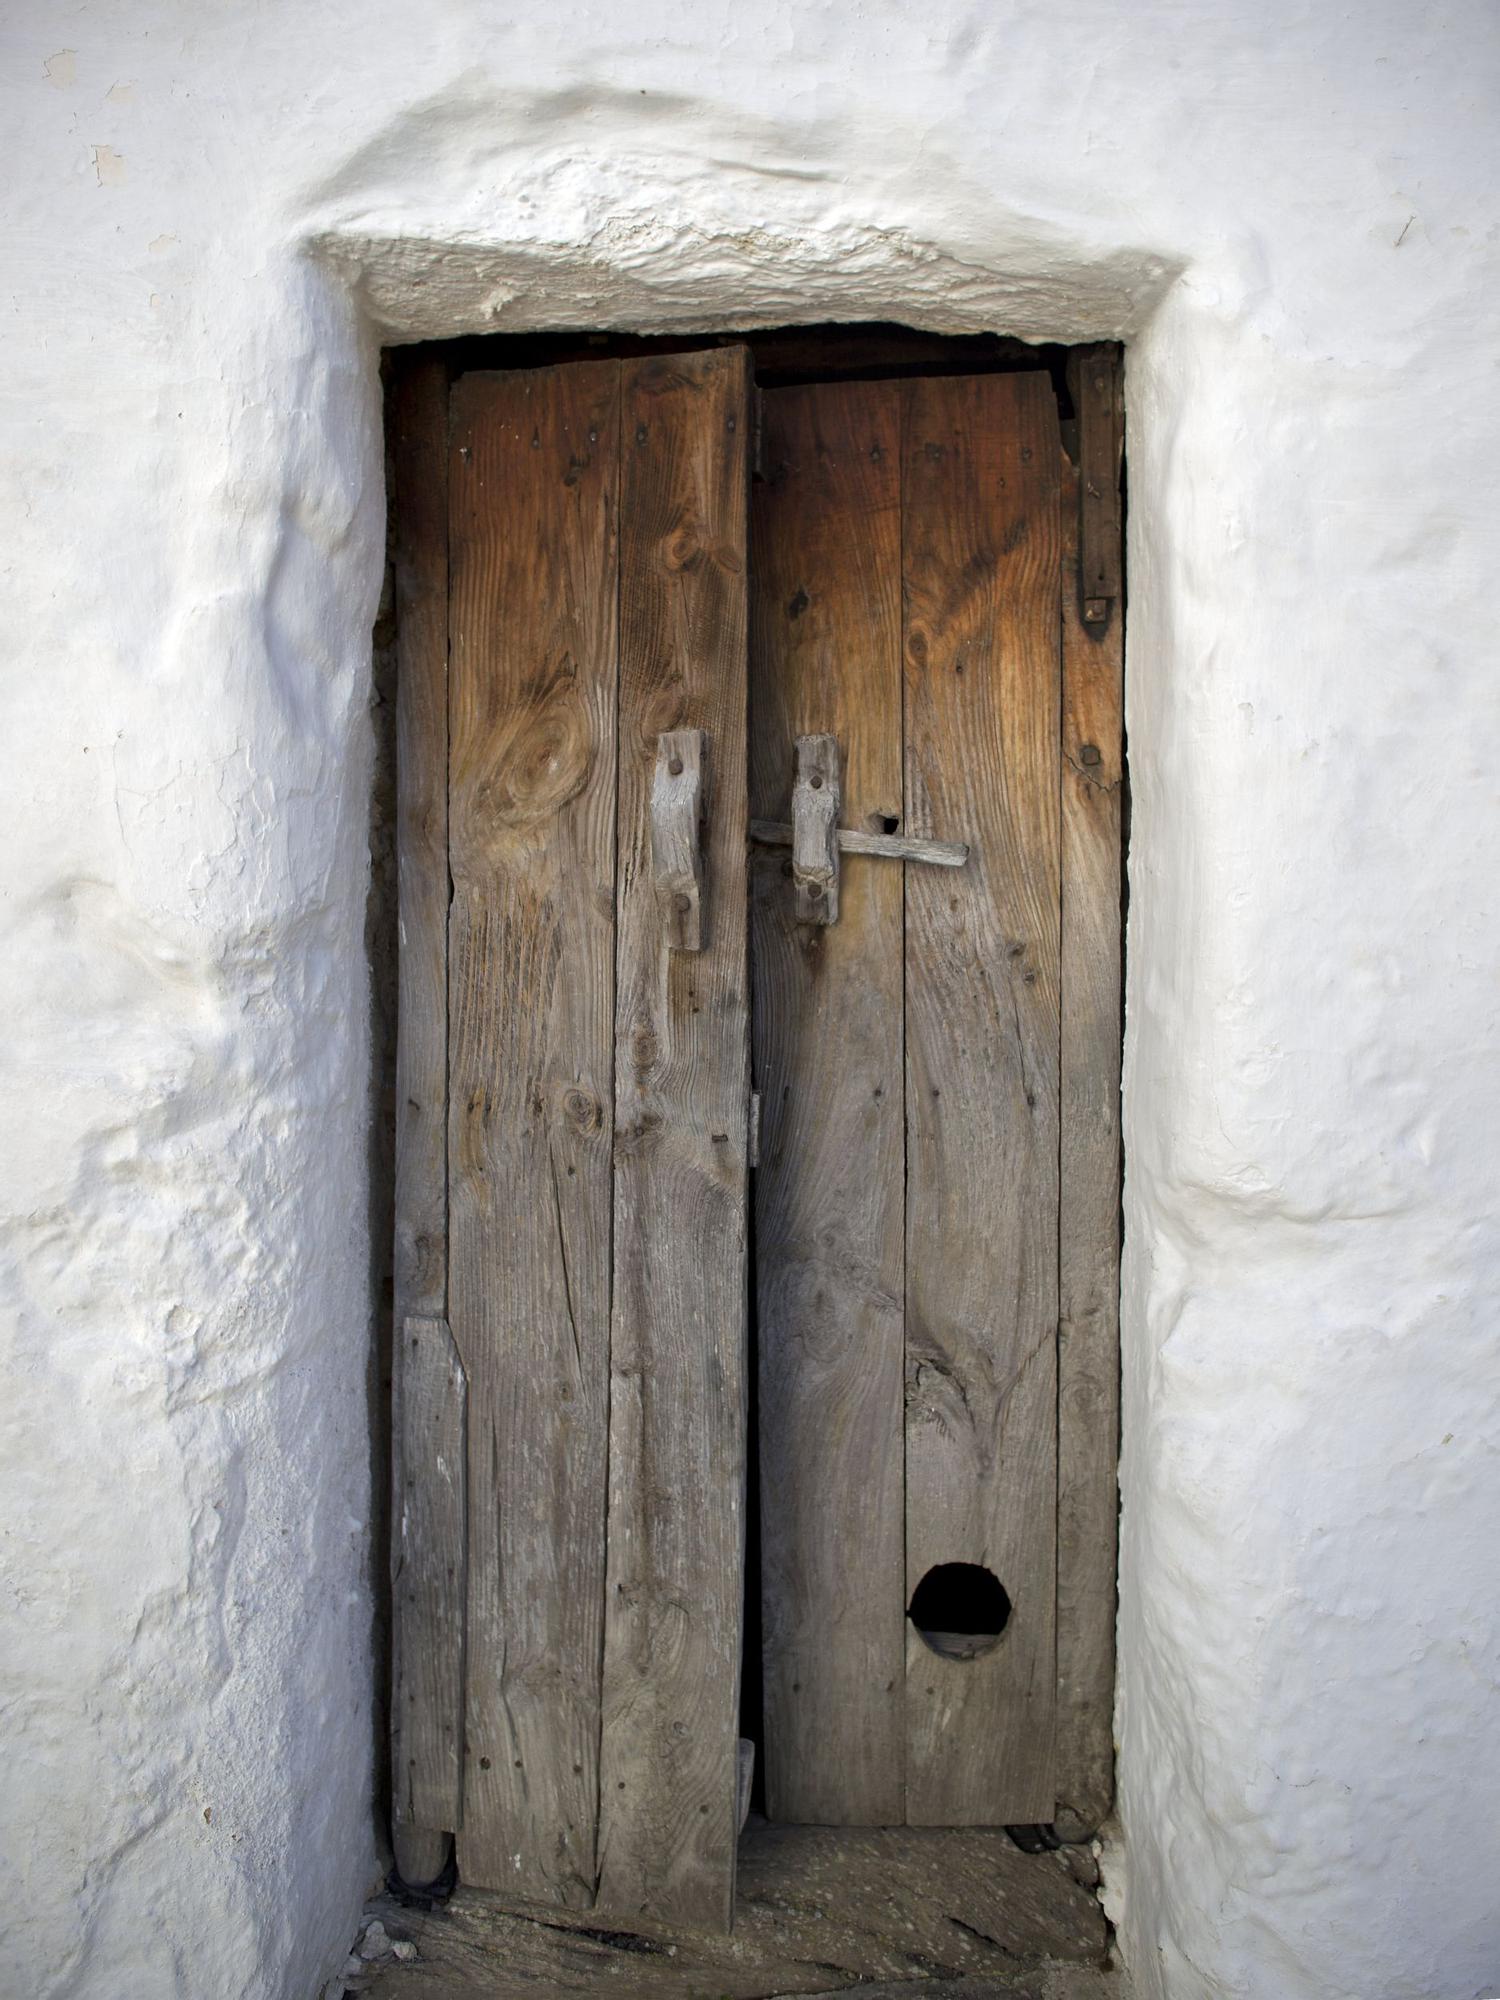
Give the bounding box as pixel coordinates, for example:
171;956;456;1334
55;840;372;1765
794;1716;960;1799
651;728;707;951
750;819;968;867
389;354;461;1883
1070;345;1124;629
1054;424;1123;1842
902;372;1062;1824
447;360;620;1904
393;1316;468;1831
598;347;753;1929
361;1818;1111;1999
751;380;906;1826
791;732;841;923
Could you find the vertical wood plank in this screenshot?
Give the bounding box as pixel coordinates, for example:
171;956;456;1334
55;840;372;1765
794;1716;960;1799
394;1315;468;1831
447;361;620;1904
599;347;752;1929
1054;369;1124;1840
902;372;1062;1825
389;355;463;1872
749;381;907;1826
1073;345;1124;622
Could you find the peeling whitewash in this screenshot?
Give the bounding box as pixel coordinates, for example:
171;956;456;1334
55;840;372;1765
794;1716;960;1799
2;4;1497;1998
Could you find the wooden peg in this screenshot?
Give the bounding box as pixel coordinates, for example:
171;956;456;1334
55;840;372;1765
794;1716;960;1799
652;729;708;951
792;733;840;924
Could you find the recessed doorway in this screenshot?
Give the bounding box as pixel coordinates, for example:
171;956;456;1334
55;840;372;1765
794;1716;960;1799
377;323;1124;1933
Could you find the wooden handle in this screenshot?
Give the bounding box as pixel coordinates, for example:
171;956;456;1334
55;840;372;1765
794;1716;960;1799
792;733;841;924
652;729;708;951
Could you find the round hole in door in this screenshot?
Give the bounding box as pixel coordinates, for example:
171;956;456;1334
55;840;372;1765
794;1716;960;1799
908;1563;1012;1662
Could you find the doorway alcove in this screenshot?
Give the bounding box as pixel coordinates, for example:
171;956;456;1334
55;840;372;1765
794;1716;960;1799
370;321;1124;1936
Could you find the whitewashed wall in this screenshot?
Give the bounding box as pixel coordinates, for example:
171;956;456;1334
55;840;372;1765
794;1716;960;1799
4;5;1497;1997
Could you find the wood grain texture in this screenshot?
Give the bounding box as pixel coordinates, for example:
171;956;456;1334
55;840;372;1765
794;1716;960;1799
447;362;620;1904
393;1316;469;1831
362;1817;1109;1998
901;372;1062;1825
750;381;906;1826
389;355;463;1872
791;732;840;923
651;728;708;952
1054;412;1123;1841
751;820;967;867
1071;346;1124;621
597;349;752;1929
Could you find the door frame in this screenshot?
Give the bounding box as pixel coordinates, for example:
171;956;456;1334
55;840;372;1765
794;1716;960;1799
375;323;1124;1892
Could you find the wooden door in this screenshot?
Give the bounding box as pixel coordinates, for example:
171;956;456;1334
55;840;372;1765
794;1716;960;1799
750;364;1122;1832
387;338;1123;1916
389;346;755;1930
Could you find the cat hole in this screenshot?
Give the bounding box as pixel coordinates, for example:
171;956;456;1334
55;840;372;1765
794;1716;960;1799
908;1562;1011;1661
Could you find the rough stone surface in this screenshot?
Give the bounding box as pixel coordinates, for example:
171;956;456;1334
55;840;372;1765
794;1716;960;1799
3;5;1498;2000
360;1920;394;1961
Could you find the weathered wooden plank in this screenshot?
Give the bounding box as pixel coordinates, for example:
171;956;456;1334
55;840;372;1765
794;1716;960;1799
366;1818;1109;1997
598;347;752;1927
1054;413;1123;1842
750;380;906;1826
902;372;1062;1824
392;1315;468;1831
447;361;620;1904
389;354;461;1882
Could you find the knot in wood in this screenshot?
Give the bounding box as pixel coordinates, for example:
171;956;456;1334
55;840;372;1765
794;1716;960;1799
562;1088;602;1136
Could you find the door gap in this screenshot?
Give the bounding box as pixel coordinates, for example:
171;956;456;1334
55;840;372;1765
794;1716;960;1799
411;320;1081;431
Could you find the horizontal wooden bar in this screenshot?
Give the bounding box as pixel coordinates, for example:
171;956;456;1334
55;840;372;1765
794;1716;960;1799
750;819;968;867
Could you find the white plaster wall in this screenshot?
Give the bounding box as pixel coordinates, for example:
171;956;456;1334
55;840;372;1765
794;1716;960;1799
3;5;1496;1998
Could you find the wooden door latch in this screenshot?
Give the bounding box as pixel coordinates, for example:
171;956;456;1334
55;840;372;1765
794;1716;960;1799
653;729;709;951
750;734;969;926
